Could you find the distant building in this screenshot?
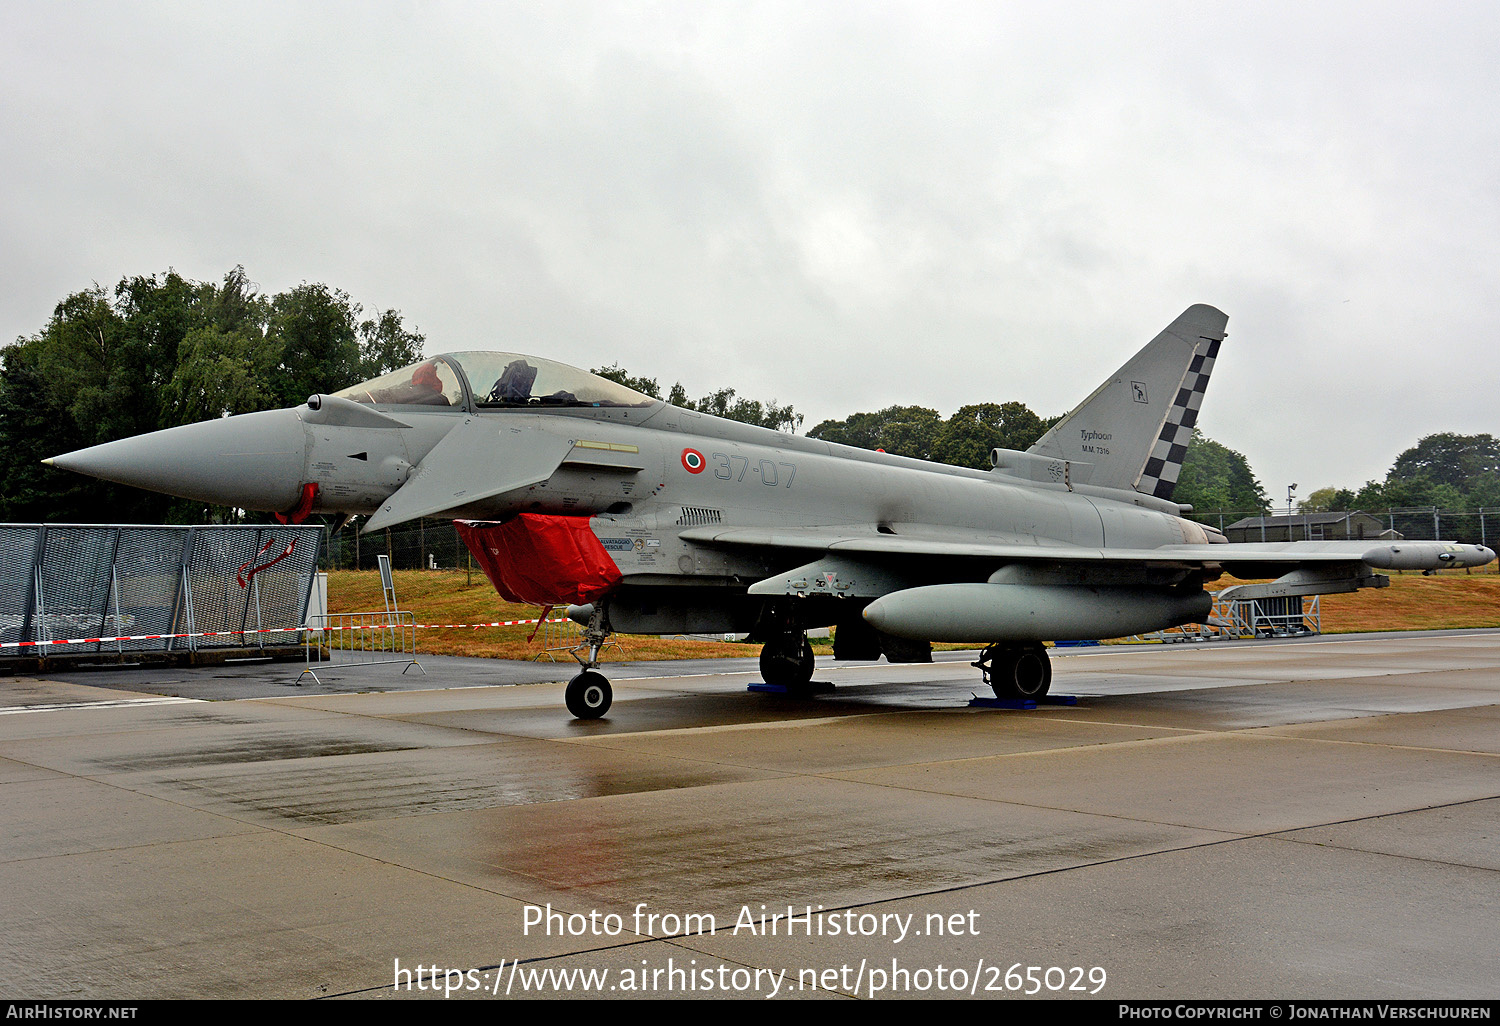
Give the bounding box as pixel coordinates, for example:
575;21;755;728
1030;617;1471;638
1224;512;1399;543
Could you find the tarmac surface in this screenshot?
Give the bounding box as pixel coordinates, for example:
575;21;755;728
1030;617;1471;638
3;629;1499;1000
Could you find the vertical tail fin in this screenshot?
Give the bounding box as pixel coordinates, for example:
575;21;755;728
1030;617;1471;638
1027;305;1227;499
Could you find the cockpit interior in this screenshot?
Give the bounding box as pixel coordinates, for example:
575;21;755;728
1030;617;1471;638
332;352;657;411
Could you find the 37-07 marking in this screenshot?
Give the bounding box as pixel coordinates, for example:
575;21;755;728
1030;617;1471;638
711;452;796;487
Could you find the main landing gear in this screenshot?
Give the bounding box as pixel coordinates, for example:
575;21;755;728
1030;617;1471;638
760;630;815;693
755;601;817;694
566;603;614;719
974;642;1052;700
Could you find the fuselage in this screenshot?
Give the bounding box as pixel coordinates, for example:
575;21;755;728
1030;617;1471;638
47;350;1219;634
53;350;1209;548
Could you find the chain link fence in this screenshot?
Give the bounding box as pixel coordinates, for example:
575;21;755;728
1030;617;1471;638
322;518;473;573
1188;507;1500;563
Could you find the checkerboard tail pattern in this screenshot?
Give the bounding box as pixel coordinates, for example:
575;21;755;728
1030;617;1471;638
1135;335;1222;500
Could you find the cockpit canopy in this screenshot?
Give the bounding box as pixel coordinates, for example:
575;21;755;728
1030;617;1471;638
331;352;657;411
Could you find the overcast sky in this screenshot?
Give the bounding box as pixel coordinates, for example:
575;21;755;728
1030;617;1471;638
3;1;1497;506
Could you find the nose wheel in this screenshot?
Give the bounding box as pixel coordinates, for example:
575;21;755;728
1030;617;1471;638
566;670;612;719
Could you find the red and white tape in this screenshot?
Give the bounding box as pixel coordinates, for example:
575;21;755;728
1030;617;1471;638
0;618;572;651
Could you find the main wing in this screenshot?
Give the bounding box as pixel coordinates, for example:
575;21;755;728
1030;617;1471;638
680;523;1493;574
680;522;1493;642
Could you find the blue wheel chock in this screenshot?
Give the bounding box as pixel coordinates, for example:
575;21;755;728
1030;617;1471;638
749;681;835;695
967;694;1078;710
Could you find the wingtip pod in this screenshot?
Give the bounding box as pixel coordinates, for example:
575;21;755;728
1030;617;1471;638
1361;543;1496;570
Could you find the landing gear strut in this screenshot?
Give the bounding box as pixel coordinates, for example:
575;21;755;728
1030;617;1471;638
974;643;1052;700
566;602;615;719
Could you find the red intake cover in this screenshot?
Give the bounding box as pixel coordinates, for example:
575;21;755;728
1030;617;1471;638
454;515;622;607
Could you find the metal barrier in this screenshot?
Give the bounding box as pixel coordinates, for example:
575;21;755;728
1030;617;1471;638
1214;594;1321;639
528;611;631;663
530;613;584;662
298;609;424;684
298;557;423;684
0;524;322;663
1137;593;1321;643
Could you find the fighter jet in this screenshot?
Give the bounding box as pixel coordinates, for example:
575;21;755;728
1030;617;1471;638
46;305;1494;718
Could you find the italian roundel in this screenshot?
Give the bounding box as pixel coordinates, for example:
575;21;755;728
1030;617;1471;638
681;448;706;473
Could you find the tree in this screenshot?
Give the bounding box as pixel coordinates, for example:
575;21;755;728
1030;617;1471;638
1319;434;1500;514
0;267;425;523
265;283;363;408
1299;486;1356;512
357;308;426;381
160;268;278;424
165;324;281;422
807;406;945;460
688;387;802;432
1388;433;1500;491
113;270;201;416
807;402;1060;468
29;284;139;447
1364;474;1466;512
0;345;103;521
591;363;662;400
931;402;1052;470
1465;473;1500;511
204;265;267;335
592;364;802;432
1172;429;1268;513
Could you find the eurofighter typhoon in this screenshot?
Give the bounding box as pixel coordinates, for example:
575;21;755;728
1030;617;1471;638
47;305;1494;717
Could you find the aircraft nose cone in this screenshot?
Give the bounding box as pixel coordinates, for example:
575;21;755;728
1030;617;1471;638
46;408;309;512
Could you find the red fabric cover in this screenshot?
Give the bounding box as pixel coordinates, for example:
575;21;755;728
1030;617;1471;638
454;515;622;607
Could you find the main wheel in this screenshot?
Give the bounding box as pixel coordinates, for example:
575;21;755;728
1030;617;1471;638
760;633;815;691
566;670;612;719
988;644;1052;700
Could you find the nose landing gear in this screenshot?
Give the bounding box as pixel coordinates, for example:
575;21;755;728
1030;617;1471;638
566;603;615;719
